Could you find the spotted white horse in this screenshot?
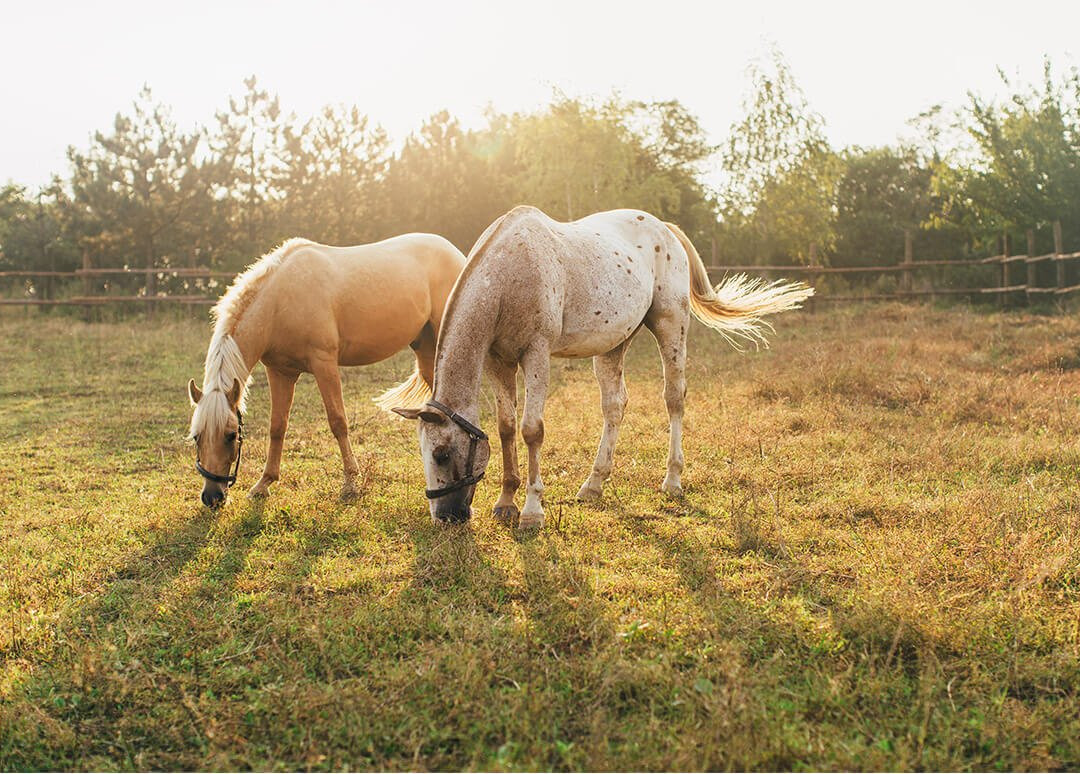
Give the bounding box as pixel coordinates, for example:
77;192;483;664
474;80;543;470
395;206;813;528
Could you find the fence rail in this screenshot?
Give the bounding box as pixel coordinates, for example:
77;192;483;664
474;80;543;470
2;220;1078;308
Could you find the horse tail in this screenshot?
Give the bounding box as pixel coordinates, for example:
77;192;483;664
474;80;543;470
665;222;814;349
373;366;432;414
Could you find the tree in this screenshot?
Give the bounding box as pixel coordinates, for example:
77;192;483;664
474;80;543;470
279;104;389;245
934;61;1080;247
383;110;506;251
0;183;76;301
506;95;717;242
208;76;286;261
66;86;211;278
718;47;840;264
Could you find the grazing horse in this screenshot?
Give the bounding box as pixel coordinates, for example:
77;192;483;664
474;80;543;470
394;206;812;528
187;235;466;508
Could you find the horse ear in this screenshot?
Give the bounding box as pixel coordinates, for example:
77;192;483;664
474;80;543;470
418;408;448;425
227;377;242;408
391;406;448;424
188;378;203;405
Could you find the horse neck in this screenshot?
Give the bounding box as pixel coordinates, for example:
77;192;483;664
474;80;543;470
432;290;498;421
229;307;270;373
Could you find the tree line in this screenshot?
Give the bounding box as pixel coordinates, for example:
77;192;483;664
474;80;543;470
2;52;1079;301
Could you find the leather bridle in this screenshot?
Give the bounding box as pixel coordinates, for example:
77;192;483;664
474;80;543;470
423;399;488;499
195;409;244;487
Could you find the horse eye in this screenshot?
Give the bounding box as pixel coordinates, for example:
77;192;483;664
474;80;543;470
224;432;237;444
433;449;450;465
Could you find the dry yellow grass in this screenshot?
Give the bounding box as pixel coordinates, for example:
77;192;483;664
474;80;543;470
1;303;1078;770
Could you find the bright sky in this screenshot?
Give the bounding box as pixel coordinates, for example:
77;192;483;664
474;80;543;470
3;0;1078;188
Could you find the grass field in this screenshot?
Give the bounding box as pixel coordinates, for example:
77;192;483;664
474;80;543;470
1;303;1079;770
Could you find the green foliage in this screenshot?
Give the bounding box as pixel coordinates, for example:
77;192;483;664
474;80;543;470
0;184;77;278
934;61;1080;239
208;76;285;261
718;48;841;264
6;53;1080;290
384;110;507;251
66;86;212;271
278;104;389;245
833;146;967;267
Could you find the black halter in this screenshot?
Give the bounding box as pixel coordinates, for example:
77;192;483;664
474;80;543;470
195;409;244;487
423;399;488;499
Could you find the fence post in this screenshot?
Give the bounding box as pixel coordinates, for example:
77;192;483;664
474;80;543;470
1054;220;1065;293
1026;228;1037;304
902;228;913;296
81;248;93;322
999;232;1009;309
808;243;820;312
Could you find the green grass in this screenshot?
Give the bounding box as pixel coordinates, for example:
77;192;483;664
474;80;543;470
1;303;1079;770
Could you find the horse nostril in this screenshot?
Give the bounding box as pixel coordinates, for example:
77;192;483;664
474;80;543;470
202;490;225;508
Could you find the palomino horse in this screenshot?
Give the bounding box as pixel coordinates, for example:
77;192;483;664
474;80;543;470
188;235;466;507
394;206;812;528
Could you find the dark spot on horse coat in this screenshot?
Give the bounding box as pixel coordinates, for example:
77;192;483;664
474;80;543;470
655;245;661;252
595;310;601;315
626;269;632;274
636;215;644;220
666;253;671;261
636;245;642;249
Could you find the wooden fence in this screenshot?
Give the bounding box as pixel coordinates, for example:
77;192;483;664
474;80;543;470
2;222;1079;309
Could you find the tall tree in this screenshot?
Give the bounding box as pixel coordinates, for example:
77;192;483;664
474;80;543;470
718;47;840;264
279;105;389;244
384;110;507;251
934;61;1080;247
209;76;285;259
66;86;210;277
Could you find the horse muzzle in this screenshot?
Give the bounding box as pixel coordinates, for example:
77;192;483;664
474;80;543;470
201;484;227;509
433;504;473;524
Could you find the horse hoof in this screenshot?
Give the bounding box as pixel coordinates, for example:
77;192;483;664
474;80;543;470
493;504;519;525
661;480;684;498
518;510;545;530
576;483;602;502
339;487;359;503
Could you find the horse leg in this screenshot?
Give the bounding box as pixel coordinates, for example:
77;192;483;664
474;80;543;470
518;344;550;529
412;322;437;390
647;312;688;497
250;366;299;498
577;341;630;501
312;359;361;502
487;359;521;523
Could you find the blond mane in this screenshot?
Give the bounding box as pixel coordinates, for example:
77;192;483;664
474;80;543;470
190;238;313;440
211;238;314;336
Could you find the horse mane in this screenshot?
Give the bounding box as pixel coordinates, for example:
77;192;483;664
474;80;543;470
211;237;314;337
190;238;313;440
189;333;249;440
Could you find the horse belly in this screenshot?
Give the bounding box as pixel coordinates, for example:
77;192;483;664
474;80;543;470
553;273;652;358
335;284;429;365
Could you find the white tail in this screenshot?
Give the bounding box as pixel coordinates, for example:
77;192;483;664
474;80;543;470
665;222;814;349
374;366;433;414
